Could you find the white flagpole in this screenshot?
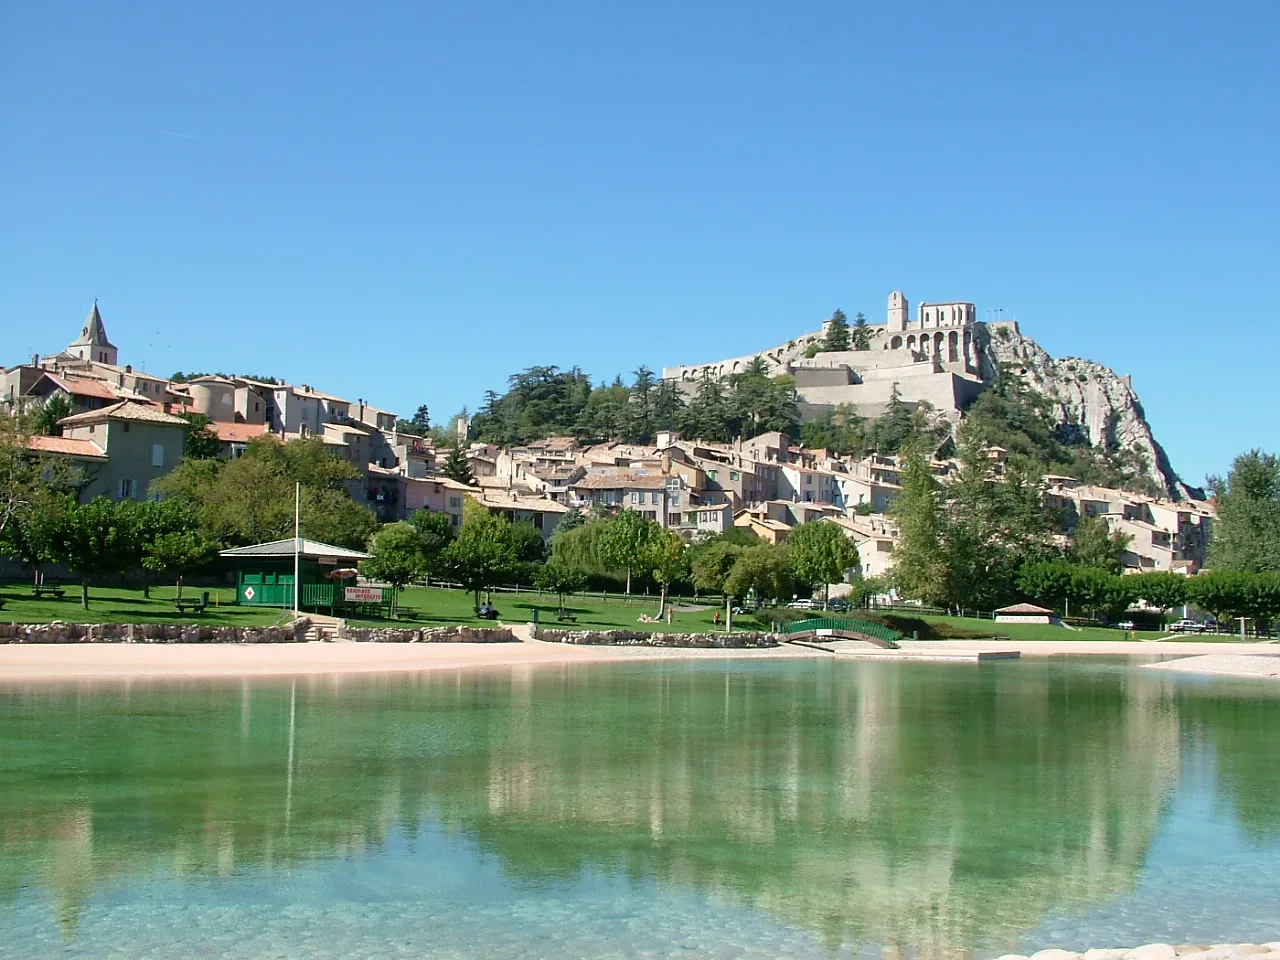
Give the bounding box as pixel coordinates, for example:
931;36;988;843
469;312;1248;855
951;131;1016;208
293;481;300;615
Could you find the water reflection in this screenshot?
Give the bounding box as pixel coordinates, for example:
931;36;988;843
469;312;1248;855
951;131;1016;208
1;661;1277;954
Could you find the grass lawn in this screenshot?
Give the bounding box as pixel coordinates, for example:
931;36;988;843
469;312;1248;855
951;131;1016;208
910;613;1167;642
0;583;288;627
349;585;740;633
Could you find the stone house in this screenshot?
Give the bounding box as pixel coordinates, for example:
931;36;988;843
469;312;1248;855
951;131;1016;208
55;401;188;501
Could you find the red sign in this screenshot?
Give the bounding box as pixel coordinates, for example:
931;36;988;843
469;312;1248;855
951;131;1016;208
345;586;384;603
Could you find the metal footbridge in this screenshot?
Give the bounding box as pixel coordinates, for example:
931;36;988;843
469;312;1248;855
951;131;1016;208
781;617;903;650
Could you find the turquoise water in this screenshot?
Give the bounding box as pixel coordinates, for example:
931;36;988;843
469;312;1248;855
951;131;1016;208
2;659;1279;958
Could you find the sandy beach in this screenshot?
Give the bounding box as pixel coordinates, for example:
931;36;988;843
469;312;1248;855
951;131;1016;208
1;635;1278;682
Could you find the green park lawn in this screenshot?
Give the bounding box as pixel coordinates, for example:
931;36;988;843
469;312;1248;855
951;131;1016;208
902;613;1166;643
0;583;286;627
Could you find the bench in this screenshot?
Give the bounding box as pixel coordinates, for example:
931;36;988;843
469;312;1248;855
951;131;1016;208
556;613;578;623
32;585;65;600
174;591;210;614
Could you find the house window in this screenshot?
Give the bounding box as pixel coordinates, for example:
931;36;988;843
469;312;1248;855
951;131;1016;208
708;470;717;480
671;495;680;506
448;497;461;508
533;514;544;530
117;478;137;499
651;492;659;504
730;471;739;481
631;491;642;504
151;444;166;467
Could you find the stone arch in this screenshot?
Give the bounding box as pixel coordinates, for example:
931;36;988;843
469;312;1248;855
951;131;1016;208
890;335;903;350
934;331;944;355
948;330;959;362
907;335;916;350
731;360;741;374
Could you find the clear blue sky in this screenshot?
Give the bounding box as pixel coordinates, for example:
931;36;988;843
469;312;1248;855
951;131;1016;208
3;1;1277;486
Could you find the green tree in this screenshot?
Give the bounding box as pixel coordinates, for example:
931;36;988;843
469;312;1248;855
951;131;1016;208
598;509;662;595
1127;571;1188;625
1207;450;1280;573
823;309;850;352
47;497;144;608
441;445;476;486
1067;567;1132;620
0;490;74;586
533;560;587;618
1016;560;1078;613
142;529;218;599
628;366;657;444
890;442;948;606
178;413;223;460
690;540;746;596
787;521;861;606
409;509;455;573
33;394;73;437
724;544;793;604
439;500;522;612
677;374;731;443
362;522;426;616
1069;514;1130;573
851;312;872;351
647;529;688;619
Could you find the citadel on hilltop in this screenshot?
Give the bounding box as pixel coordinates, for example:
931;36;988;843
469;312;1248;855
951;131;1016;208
663;290;1002;419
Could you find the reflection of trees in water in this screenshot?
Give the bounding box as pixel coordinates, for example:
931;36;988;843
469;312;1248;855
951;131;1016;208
0;664;1273;953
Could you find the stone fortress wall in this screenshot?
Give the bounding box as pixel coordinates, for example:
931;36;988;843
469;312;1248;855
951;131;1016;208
662;290;994;419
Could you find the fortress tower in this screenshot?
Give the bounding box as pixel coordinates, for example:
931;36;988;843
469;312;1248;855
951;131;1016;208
887;291;908;332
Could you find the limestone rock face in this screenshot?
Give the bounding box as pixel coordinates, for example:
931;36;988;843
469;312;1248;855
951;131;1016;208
979;323;1197;501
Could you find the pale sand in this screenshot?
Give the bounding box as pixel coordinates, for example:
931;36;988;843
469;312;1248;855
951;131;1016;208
1;636;1278;682
1143;653;1280;679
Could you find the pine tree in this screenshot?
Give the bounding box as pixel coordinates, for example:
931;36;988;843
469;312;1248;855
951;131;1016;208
441;445;475;486
851;312;872;351
823;309;851;352
889;441;949;606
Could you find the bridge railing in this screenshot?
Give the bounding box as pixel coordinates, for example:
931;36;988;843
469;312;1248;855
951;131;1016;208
783;617;903;647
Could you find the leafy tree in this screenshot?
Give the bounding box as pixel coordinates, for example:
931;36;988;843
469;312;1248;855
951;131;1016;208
851;312;872;351
1127;571;1188;625
724;544;793;603
628;366;656;444
1;411;49;539
890;442;948;606
787;521;861;606
800;404;868;458
1187;570;1280;633
0;490;74;585
1067;567;1132;620
152;435;377;549
47;497;144;608
598;509;662;595
691;540;746;596
362;522;426;616
33;394;73;437
142;529;218;599
676;374;731;443
1207;450;1280;573
868;385;918;455
651;380;684;432
823;309;850;352
551;517;614;578
178;413;223;460
553;506;585;541
469;366;594;446
1016;560;1078;613
1069;514;1130;573
440;445;476;486
410;404;432;433
409;509;455;571
647;529;688;619
439;500;522;612
533;560;587;618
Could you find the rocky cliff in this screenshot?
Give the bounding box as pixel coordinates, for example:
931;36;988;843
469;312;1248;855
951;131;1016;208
979;322;1197;501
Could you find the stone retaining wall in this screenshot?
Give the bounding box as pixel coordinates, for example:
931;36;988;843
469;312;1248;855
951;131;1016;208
340;625;516;643
0;621;307;644
535;628;777;648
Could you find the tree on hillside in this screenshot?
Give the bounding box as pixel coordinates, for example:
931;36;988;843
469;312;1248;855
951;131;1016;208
651;380;684;432
533;560;587;619
823;309;850;352
576;377;632;441
851;312;872;351
890;442;949;606
362;522;426;616
787;521;861;606
178;413;223;460
800;404;868;458
647;529;688;619
441;445;476;486
628;366;656;443
153;435;377;549
677;374;731;443
33;395;73;437
1208;450;1280;573
868;385;916;455
47;497;143;608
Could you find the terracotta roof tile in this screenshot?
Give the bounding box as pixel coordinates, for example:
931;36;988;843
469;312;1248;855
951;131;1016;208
24;435;108;459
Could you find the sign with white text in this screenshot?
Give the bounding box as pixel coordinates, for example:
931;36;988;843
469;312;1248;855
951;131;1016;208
345;587;384;603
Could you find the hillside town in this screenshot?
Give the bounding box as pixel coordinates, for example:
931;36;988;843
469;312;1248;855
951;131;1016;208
2;303;1217;582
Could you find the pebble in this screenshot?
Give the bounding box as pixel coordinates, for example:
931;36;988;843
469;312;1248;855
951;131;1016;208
1019;946;1280;960
1084;950;1131;960
1032;950;1083;960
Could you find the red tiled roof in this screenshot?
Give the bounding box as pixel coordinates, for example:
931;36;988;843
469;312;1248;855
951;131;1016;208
59;400;188;427
995;603;1055;615
573;471;669;490
211;422;269;443
47;375;119;401
25;435;108;459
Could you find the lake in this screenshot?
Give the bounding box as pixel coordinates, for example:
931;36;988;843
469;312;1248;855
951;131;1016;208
2;659;1279;958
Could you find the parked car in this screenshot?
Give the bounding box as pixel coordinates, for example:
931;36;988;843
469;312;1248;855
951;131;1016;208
826;598;849;613
786;598;817;610
1115;620;1136;631
1170;618;1205;633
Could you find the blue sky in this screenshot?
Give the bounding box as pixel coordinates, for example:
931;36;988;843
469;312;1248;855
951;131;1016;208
2;1;1277;485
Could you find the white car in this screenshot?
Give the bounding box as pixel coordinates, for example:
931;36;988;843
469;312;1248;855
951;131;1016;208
1170;619;1204;633
786;598;818;610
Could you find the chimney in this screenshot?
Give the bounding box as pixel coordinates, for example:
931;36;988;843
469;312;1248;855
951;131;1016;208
31;354;39;366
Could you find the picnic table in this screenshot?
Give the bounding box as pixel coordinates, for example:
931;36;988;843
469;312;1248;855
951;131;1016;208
32;585;65;599
174;591;210;614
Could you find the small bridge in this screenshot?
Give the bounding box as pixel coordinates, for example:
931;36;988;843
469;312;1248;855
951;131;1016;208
781;617;903;650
